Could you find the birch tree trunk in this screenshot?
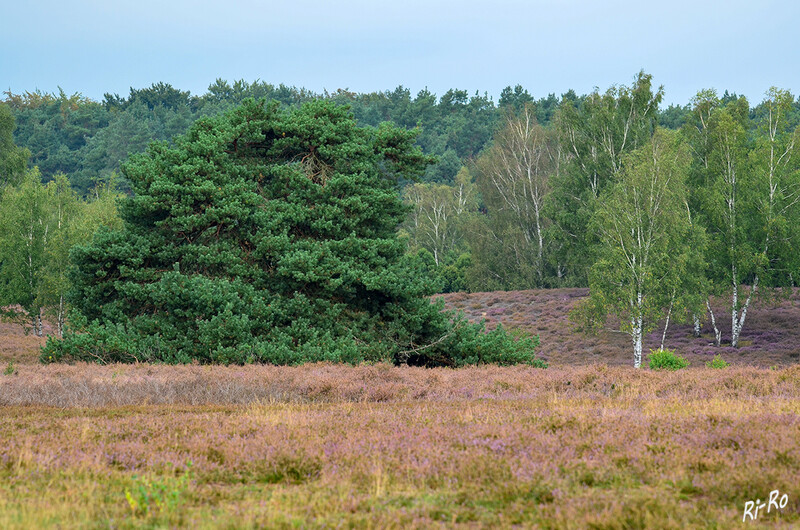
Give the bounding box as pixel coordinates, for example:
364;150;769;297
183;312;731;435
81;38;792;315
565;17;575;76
731;277;757;348
706;299;721;346
660;294;674;351
632;291;644;368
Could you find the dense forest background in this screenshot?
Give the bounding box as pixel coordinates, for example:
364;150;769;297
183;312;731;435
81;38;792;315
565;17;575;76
7;78;797;195
2;73;800;360
2;80;564;193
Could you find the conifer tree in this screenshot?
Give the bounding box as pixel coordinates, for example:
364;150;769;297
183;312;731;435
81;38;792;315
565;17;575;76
44;99;541;366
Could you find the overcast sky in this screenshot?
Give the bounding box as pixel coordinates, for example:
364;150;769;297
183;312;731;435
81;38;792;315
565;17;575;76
3;0;799;106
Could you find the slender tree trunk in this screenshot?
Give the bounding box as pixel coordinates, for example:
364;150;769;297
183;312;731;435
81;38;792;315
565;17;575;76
57;294;65;338
31;310;43;337
660;296;674;351
692;313;702;338
535;204;544;285
731;276;758;348
706;298;721;346
632;317;643;369
731;274;739;347
632;290;644;368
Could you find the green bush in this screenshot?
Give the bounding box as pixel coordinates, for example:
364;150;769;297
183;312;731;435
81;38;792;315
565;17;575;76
705;354;729;369
648;348;689;371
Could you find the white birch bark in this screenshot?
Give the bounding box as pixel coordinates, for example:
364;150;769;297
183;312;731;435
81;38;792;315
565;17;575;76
706;299;721;347
632;290;644;368
660;294;674;351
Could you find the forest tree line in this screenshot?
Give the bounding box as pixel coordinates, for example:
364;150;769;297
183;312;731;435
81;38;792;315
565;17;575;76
2;72;800;363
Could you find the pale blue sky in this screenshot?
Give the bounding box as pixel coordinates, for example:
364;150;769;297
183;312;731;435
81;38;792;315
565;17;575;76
3;0;799;106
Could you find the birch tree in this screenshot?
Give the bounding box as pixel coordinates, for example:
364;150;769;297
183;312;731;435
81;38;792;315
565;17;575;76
737;88;800;344
474;104;558;286
402;169;475;266
0;169;52;335
549;71;663;284
692;90;800;348
709;100;753;348
682;90;723;342
580;129;694;367
0;171;122;336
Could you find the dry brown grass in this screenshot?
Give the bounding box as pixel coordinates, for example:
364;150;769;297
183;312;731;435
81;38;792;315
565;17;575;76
0;322;46;365
2;362;800;407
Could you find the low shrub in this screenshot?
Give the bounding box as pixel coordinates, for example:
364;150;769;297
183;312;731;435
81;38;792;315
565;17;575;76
3;361;17;376
648;348;689;371
705;355;729;369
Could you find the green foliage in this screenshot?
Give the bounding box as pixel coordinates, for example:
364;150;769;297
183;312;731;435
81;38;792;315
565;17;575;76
8;74;796;307
469;105;557;289
0;170;123;335
659;103;691;129
405;249;472;294
648;349;690;371
125;462;193;522
705;355;729;369
584;129;698;366
3;361;16;376
548;71;663;286
439;252;472;293
44;99;542;367
0;103;30;187
441;322;544;368
4;80;564;195
402;167;476;284
499;85;533;114
4;90;108;188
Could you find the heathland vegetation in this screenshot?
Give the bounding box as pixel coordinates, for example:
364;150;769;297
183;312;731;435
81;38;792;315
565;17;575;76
1;361;799;527
2;71;800;529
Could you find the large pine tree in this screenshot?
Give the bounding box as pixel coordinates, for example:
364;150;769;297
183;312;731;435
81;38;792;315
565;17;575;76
45;99;541;366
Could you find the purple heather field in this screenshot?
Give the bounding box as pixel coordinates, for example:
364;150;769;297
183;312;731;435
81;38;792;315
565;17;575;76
1;288;799;528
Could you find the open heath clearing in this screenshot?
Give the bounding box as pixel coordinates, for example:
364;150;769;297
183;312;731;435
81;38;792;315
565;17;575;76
1;288;799;528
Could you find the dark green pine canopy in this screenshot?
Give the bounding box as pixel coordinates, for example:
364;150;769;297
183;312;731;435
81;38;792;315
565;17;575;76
44;99;540;366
